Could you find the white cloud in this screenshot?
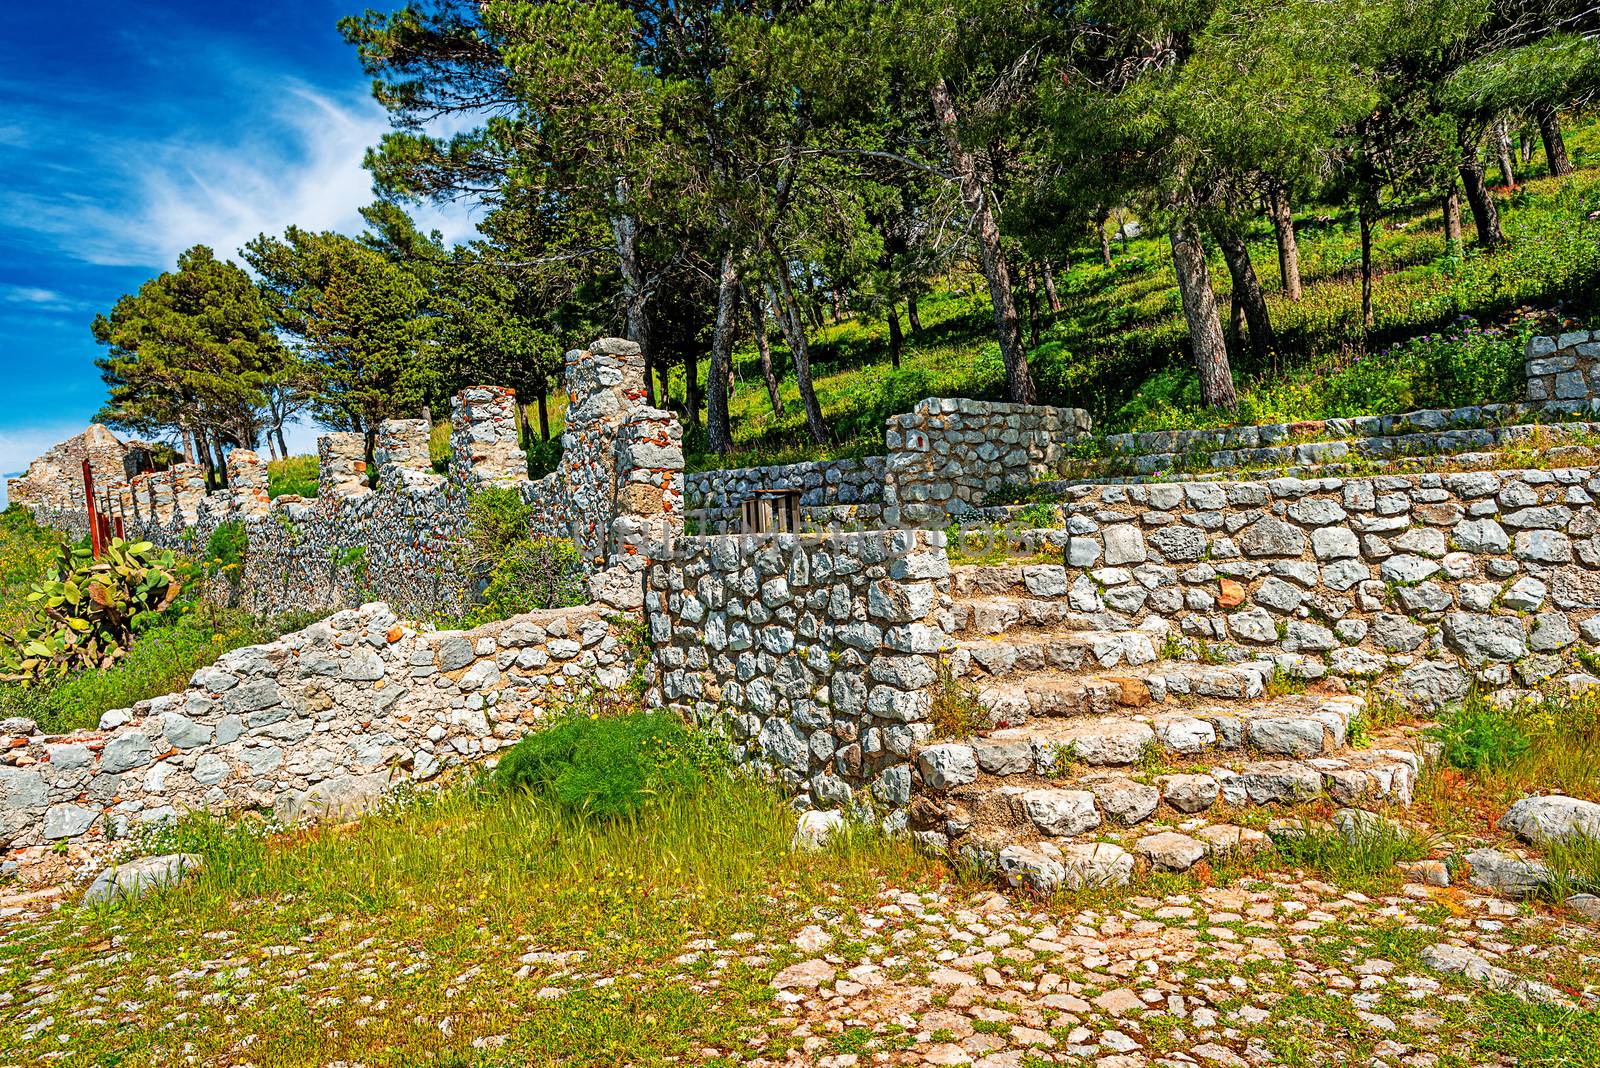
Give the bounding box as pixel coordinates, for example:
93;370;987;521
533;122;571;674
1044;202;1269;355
1;80;483;272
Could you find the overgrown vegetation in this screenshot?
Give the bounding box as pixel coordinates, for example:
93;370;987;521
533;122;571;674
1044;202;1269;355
453;487;588;627
1427;687;1600;803
493;710;722;820
0;507;312;733
0;533;182;682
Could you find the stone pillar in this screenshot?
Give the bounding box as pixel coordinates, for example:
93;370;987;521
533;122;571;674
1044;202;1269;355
226;450;270;517
591;406;685;611
450;388;524;489
170;464;207;524
149;470;176;525
375;419;433;490
560;338;649;570
318;433;371;499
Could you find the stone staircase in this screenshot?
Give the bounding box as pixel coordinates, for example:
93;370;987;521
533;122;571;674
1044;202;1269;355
908;564;1425;892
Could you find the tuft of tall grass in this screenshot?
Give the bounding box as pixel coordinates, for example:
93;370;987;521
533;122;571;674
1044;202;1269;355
1428;688;1600;804
1270;815;1436;887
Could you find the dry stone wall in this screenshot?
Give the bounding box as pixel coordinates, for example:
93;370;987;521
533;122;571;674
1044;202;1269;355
1525;329;1600;403
992;468;1600;702
884;398;1092;527
646;530;949;815
0;602;629;850
684;457;887;532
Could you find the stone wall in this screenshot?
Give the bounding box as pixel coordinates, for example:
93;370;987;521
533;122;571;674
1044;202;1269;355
993;467;1600;701
25;339;686;621
646;530;949;813
0;602;630;850
1525;329;1600;403
684;457;887;532
884;398;1092;527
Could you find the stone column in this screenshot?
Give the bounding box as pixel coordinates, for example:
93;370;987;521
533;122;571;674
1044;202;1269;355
375;419;433;490
226;450;270;517
449;388;524;489
318;433;371;499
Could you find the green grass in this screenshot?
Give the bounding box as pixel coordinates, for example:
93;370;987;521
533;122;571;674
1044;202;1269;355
265;454;319;499
0;775;939;1066
688;138;1600;471
1429;687;1600;805
0;507;57;637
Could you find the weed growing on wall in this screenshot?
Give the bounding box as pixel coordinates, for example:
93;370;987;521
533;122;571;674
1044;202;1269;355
455;488;587;625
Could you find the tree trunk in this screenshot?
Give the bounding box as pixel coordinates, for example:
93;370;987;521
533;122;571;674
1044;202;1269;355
1520;122;1537;165
1266;182;1302;300
275;424;288;458
537;383;550;441
611;177;654;407
1536;105;1573;177
1443;183;1462;250
1458;139;1504;247
748;290;785;416
683;346;700;432
1042;262;1062;312
1359;199;1375;330
906;294;922;332
1491;118;1518;188
930;78;1035;404
1169;217;1237;409
772;276;828;445
1096;212;1113;267
1217;230;1276;358
887;304;903;369
192;427;215;482
212;431;230;487
706;247;740;455
1025;265;1040;349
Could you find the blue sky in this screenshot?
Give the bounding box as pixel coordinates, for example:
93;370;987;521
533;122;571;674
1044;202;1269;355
0;0;479;487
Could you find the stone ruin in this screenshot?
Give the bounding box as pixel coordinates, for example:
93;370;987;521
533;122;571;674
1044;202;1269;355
10;328;1600;880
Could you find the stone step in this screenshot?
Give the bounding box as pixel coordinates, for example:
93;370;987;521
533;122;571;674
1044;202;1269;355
948;594;1105;636
910;739;1422;872
969;661;1274;724
920;694;1364;777
948;630;1161;677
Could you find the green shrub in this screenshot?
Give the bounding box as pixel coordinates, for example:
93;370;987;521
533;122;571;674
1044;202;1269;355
473;537;587;623
464;487;533;566
1428;693;1532;771
205;520;248;576
494;711;717;819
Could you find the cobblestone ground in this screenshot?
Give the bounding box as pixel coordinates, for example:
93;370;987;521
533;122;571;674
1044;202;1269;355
3;863;1595;1067
756;880;1599;1067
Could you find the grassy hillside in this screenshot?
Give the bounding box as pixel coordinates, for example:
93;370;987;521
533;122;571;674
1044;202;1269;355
691;123;1600;470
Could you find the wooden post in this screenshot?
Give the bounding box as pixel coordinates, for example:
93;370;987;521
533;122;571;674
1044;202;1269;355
82;459;102;559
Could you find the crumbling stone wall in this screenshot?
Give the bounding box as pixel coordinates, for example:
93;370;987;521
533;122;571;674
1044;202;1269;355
646;530;949;814
884;398;1093;527
0;602;630;850
14;339;684;621
6;424;135;536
